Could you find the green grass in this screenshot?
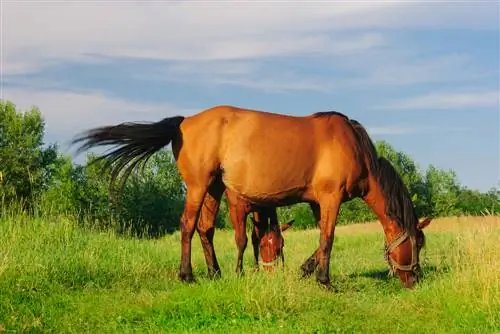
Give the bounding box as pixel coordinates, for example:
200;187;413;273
0;214;499;333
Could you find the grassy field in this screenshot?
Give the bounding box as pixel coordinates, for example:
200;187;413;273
0;214;499;333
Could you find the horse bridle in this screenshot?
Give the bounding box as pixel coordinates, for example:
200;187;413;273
259;258;280;268
259;244;285;269
384;230;420;277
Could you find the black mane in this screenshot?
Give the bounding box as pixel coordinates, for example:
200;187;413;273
311;110;349;119
348;119;418;236
376;157;418;236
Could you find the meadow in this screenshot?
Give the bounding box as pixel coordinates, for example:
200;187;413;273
0;214;499;333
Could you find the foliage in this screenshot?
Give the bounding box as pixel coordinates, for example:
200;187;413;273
0;101;59;209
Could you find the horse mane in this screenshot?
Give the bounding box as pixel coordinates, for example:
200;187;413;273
348;119;418;236
311;110;349;119
349;119;378;174
376;157;418;235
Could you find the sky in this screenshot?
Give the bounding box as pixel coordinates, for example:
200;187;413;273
1;0;499;192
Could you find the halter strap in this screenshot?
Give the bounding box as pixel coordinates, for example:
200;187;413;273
384;230;419;275
259;258;279;267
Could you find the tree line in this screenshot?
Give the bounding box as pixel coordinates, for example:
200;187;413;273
1;101;498;236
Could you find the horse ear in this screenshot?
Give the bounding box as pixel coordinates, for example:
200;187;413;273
417;217;432;230
280;219;295;232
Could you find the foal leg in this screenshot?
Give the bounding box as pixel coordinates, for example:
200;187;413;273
301;202;321;277
196;179;225;279
315;194;343;289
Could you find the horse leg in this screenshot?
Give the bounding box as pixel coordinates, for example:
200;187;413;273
196;178;225;279
179;185;211;283
301;202;321;277
315;194;343;289
228;200;248;275
251;224;260;270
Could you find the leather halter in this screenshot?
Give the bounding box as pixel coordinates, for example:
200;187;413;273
384;230;420;276
259;251;285;268
259;258;279;267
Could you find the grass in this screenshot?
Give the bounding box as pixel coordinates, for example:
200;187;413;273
0;214;499;333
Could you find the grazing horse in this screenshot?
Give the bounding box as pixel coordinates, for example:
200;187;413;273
225;189;294;273
73;105;432;289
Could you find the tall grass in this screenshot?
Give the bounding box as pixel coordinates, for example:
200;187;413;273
0;213;498;333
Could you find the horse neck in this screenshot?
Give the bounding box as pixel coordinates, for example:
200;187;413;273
363;174;411;241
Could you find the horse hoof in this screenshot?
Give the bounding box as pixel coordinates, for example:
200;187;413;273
317;280;337;292
179;272;196;283
300;258;317;278
208;270;221;280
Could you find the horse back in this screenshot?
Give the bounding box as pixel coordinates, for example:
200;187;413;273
177;106;366;203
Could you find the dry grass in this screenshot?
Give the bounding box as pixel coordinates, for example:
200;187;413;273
335;215;500;236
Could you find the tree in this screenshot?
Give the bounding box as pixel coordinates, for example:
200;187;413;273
0;101;59;208
424;165;460;217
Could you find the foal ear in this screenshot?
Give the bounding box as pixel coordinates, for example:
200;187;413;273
417;217;432;230
280;219;295;232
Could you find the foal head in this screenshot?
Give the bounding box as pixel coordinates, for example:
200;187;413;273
251;212;294;271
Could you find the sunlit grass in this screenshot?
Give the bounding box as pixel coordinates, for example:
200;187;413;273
0;214;498;333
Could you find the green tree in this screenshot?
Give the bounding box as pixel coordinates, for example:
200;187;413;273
424;165;460;217
0;101;59;208
456;187;500;216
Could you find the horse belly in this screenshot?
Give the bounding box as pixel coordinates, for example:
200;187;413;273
221;148;313;204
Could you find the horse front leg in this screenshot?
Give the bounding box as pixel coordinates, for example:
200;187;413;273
228;201;249;275
314;194;343;289
301;202;321;278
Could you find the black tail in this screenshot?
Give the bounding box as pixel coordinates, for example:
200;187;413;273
72;115;185;191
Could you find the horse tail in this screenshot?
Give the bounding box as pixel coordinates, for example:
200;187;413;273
72;115;185;191
348;119;379;173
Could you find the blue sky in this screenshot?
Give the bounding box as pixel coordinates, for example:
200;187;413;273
2;1;499;191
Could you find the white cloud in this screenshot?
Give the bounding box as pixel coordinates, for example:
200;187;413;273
1;87;193;152
379;91;500;110
133;51;490;93
344;53;489;87
3;0;497;75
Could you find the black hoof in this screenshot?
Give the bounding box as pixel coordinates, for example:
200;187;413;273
300;258;317;278
179;271;196;283
319;281;338;292
207;269;221;280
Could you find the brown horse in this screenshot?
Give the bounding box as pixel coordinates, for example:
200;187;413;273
73;105;432;289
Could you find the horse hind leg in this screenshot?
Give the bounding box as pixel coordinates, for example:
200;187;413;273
251;225;260;270
196;178;225;279
179;181;215;283
228;198;249;275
